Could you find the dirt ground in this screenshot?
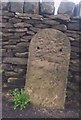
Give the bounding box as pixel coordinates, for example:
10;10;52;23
2;87;79;119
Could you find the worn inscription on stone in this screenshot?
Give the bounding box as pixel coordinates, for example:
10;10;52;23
25;29;71;109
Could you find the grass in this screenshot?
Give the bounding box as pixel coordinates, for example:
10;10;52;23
9;88;30;110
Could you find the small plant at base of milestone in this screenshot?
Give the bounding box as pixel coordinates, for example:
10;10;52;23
9;88;30;110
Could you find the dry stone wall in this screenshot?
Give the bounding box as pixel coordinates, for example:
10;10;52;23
1;10;80;91
0;1;55;15
1;1;81;17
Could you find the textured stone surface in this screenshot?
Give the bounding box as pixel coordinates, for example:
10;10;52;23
2;10;14;17
24;1;39;14
3;28;28;33
25;29;71;109
5;71;23;77
14;22;32;28
57;2;75;16
44;14;70;22
15;42;29;53
22;19;42;25
2;50;13;57
67;22;80;31
22;35;33;41
10;2;24;13
34;23;49;28
3;57;27;65
7;77;25;86
27;31;35;35
15;52;28;58
40;0;55;15
9;17;21;23
29;27;40;33
2;10;80;112
1;2;10;10
53;24;67;32
15;12;43;19
2;23;14;28
42;19;59;25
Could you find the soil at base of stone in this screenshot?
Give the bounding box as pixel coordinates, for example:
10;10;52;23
2;88;79;118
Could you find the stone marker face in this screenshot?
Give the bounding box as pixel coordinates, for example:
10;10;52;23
25;29;70;109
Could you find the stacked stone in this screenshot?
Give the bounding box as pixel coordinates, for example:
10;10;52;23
1;10;80;93
1;1;55;15
65;17;80;102
56;1;80;102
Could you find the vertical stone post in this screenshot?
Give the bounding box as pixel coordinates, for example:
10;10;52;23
25;29;71;109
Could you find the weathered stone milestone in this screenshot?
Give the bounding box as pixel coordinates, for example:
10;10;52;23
25;29;71;109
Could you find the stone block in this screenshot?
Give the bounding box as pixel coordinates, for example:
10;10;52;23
29;27;40;33
40;0;55;15
34;23;49;28
22;35;33;41
52;24;67;32
27;31;35;35
9;2;24;13
2;63;13;71
42;18;59;25
67;22;80;31
23;19;42;25
14;42;29;52
15;52;28;58
71;46;79;53
3;57;27;65
14;32;25;37
9;17;21;24
0;1;10;10
7;77;25;87
70;52;79;59
2;10;15;17
2;51;13;57
2;23;14;28
24;1;39;14
43;14;70;22
57;2;75;16
14;22;32;28
25;29;71;109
